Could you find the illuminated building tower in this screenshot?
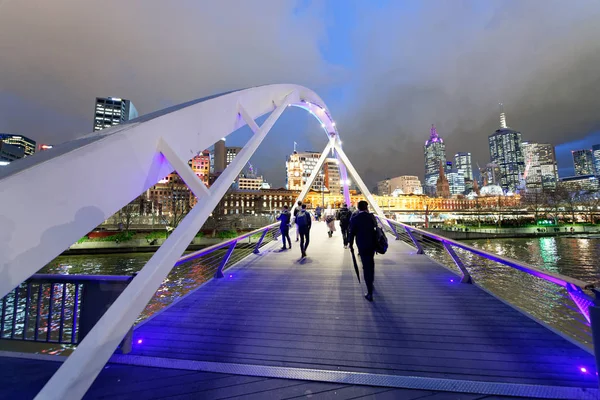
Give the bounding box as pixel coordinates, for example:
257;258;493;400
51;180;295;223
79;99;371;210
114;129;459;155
423;125;446;196
522;142;558;189
454;152;473;180
592;144;600;175
93;97;138;132
572;149;595;176
488;105;525;191
0;134;36;156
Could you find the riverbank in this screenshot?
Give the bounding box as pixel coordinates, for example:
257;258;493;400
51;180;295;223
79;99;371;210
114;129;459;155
63;237;230;255
425;225;600;240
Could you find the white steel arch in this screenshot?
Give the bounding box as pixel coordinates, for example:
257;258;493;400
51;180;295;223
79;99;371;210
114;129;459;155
0;84;384;399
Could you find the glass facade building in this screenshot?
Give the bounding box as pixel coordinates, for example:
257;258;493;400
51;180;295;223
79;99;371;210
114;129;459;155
488;128;525;192
424;125;446;196
454;152;473;181
572;149;595;176
93;97;138;132
522;142;558;190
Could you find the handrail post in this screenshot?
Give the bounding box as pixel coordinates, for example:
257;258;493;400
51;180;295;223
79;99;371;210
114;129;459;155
443;241;472;284
404;226;424;254
385;220;401;241
215;241;237;279
253;228;268;254
587;289;600;386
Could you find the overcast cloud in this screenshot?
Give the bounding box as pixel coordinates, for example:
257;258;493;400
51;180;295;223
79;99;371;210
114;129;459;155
1;0;600;187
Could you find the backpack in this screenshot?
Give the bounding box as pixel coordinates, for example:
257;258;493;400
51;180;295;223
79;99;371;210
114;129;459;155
296;210;309;227
339;209;351;224
371;214;388;255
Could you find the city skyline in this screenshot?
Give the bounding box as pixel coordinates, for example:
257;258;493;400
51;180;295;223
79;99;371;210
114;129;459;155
2;2;600;187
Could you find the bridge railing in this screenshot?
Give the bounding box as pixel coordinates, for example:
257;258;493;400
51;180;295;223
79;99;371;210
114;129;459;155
0;275;133;347
380;217;598;350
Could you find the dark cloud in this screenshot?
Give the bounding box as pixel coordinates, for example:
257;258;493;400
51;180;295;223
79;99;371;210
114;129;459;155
2;0;600;188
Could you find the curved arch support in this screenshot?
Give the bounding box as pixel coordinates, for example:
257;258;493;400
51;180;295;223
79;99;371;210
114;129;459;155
0;85;358;399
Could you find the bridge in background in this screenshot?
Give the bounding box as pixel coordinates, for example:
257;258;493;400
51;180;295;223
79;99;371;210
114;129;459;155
1;85;600;399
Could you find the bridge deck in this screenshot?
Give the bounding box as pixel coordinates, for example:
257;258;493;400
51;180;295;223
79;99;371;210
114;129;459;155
0;223;598;399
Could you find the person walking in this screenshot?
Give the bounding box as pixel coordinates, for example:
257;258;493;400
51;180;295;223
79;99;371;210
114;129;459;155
336;203;352;248
315;205;322;222
293;201;302;242
277;205;292;250
295;204;312;258
324;205;336;237
348;200;377;302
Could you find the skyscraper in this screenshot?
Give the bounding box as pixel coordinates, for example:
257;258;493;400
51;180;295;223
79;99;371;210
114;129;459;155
522;142;558;190
0;134;36;156
226;147;242;167
424;125;446;196
454;152;473;180
488;107;525;191
591;144;600;175
0;141;25;165
572;149;595;176
93;97;138;132
213;139;226;174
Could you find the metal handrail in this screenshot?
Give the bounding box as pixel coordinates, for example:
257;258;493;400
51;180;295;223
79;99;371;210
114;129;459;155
176;222;279;265
383;217;595;290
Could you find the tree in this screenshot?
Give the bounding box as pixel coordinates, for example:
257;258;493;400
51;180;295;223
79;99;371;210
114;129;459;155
522;189;547;224
557;183;582;224
579;190;600;224
118;198;140;234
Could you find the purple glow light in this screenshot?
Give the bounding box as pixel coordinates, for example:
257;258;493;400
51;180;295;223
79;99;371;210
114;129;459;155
580;367;588;373
137;339;142;344
450;279;454;283
229;274;233;278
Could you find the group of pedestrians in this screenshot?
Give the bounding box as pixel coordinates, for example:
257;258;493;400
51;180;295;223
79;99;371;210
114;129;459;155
277;200;379;302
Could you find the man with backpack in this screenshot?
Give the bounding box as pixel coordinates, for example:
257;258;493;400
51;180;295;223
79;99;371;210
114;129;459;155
295;204;312;258
348;200;386;302
336;203;352;249
293;201;302;242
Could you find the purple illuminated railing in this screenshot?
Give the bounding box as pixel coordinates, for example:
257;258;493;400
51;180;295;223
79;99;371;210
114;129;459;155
380;216;600;351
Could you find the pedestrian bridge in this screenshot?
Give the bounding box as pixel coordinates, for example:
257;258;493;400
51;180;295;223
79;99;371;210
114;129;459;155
1;84;599;399
1;222;599;399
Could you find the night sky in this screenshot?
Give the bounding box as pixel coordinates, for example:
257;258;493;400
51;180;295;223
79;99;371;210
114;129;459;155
1;0;600;187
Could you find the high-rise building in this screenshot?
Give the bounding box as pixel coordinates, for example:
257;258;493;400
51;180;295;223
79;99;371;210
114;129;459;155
488;108;525;191
0;134;36;156
0;141;25;166
447;169;466;196
189;150;211;186
424;125;446;196
226;147;242;167
213;139;226;174
454;152;473;180
592;144;600;175
522;142;558;190
285;150;337;192
93;97;138;132
573;149;595;176
378;176;423;196
377;179;391;196
560;175;599;192
480;163;501;186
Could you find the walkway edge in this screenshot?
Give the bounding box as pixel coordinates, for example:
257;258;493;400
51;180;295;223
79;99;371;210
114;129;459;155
108;354;598;400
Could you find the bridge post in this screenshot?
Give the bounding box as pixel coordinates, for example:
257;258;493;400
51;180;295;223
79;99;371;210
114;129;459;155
384;220;401;241
443;242;472;283
215;241;237;279
253;228;268;254
404;226;424;254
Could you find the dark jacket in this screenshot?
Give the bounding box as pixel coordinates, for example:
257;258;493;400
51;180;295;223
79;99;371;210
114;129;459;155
277;210;291;228
348;211;376;250
296;210;312;230
336;207;351;228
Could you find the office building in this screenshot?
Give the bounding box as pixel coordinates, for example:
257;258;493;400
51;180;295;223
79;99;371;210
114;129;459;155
522;142;558;190
226;147;242;167
377;179;391;196
213;139;226;174
454;152;473;180
560;175;599;192
480;163;501;186
0;141;25;165
236;175;266;191
573;149;595;176
93;97;138;132
592;144;600;175
382;176;423;195
0;134;36;156
447;169;466;195
488;108;525;191
424;125;447;196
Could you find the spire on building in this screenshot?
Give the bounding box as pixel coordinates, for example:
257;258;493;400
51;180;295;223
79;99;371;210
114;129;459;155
499;103;507;129
425;124;443;146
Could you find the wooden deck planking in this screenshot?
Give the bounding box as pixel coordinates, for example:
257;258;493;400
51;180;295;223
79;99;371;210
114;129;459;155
129;223;597;389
